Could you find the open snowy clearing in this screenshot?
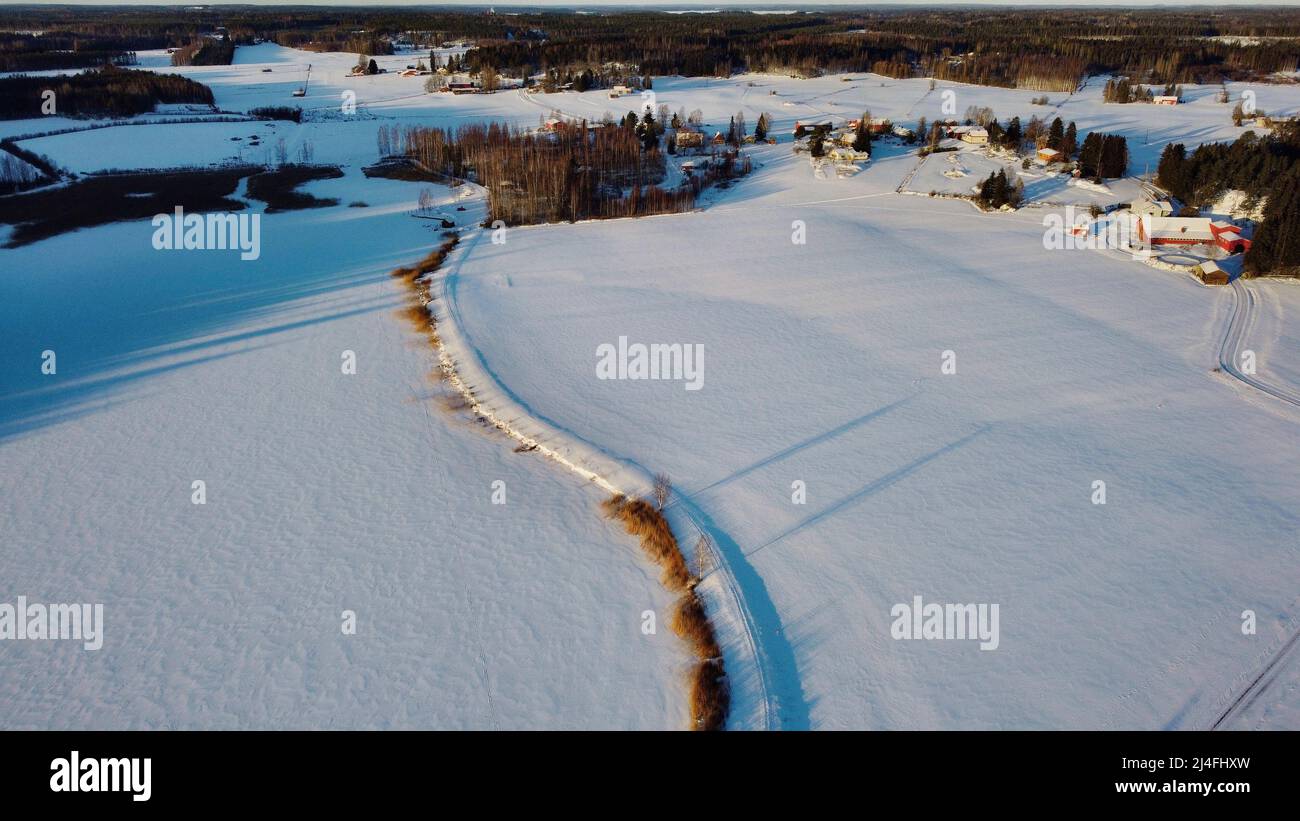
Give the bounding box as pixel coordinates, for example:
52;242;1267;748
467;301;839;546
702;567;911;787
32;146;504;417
445;139;1300;730
14;43;1300;179
3;43;1299;730
0;172;688;729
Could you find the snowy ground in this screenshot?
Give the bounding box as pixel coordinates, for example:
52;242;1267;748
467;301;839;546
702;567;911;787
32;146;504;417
901;142;1145;208
0;170;688;730
3;43;1298;730
445;126;1300;730
15;44;1300;178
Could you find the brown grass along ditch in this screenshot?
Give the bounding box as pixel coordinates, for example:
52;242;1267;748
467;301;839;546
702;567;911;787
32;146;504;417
389;235;730;731
601;494;730;730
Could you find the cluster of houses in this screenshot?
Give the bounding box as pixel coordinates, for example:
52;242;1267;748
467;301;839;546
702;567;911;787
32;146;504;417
790;118;893;164
675;128;770;152
943;124;990;144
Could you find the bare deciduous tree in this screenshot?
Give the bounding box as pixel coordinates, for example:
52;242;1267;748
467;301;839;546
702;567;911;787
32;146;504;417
652;473;672;509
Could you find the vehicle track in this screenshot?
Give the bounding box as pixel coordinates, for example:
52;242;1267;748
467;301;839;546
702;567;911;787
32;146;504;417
1211;625;1300;729
430;218;782;730
1206;276;1300;727
1218;277;1300;408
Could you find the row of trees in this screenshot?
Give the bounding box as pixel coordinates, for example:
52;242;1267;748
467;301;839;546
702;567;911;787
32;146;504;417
1246;165;1300;277
0;150;44;195
1078;132;1129;179
169;38;235;67
1103;79;1183;104
5;6;1299;87
0;65;214;119
978;169;1023;209
1158;125;1300;207
452;8;1300;90
388;121;669;224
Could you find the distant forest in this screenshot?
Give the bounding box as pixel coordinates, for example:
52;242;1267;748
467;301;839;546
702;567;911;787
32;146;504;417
0;67;214;119
1;7;1298;89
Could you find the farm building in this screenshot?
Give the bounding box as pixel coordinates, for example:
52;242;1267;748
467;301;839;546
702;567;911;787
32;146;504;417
1134;216;1252;253
1210;221;1251;253
675;130;705;150
793;121;833;140
1036;147;1063;163
847;117;891;134
1197;261;1230;285
1129;198;1174;218
828;146;870;164
447;83;478;94
1153;95;1180;106
961;127;989;144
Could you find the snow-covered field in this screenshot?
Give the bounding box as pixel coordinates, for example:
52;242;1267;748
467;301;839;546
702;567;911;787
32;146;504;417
3;43;1298;730
0;167;688;730
448;155;1300;730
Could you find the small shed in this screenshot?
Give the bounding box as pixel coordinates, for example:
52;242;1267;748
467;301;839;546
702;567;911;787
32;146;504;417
1197;261;1229;285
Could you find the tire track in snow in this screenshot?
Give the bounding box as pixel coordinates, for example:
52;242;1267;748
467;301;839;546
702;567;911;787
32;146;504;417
427;218;789;730
1212;624;1300;730
1217;277;1300;409
1206;276;1300;728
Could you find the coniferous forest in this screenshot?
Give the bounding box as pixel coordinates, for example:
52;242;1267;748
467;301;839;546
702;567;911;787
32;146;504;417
1;6;1298;88
0;66;215;119
1159;122;1300;277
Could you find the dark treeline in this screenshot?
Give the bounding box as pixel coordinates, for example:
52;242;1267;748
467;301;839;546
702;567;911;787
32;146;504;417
1159;122;1300;206
390;120;679;224
1157;123;1300;277
0;166;254;248
385;119;746;225
440;9;1300;90
170;38;236;67
0;32;147;72
0;8;227;71
289;34;394;57
0;66;214;120
3;7;1298;90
